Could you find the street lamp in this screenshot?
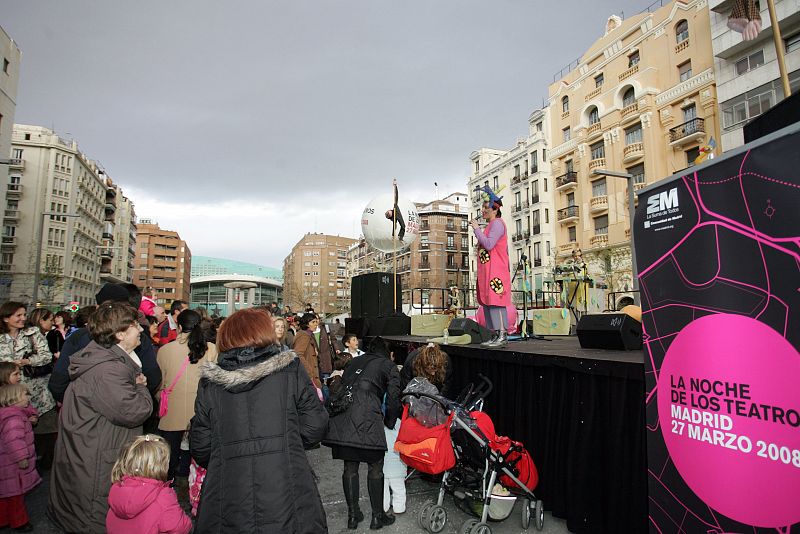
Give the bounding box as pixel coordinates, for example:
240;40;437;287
591;169;640;305
32;212;80;306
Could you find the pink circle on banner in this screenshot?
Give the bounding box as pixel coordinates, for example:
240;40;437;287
657;314;800;527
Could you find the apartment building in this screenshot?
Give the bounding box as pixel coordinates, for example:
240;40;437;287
547;0;719;300
108;186;137;283
467;108;554;301
4;125;108;306
1;27;21;252
132;220;191;306
709;0;800;151
283;233;356;315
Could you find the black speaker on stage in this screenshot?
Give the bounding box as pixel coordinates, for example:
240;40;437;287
350;272;402;319
345;317;369;339
368;315;410;336
577;313;642;350
448;318;494;344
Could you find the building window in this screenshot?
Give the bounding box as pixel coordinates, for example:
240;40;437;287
545;208;549;223
588;106;600;125
625;123;643;145
683;104;697;123
447;235;455;248
686;146;701;167
536;121;543;132
628;51;640;68
622;87;636;107
562;96;569;113
595;73;604;88
735;49;765;75
2;58;8;74
678;60;693;82
562;127;571;142
627;163;646;185
461;236;468;249
590;141;605;160
568;226;577;242
566;192;575;207
530;151;538;173
786;32;800;53
676;20;689;43
493;176;499;190
592;178;607;198
594;215;609;235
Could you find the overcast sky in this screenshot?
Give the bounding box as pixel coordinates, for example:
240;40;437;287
3;0;646;268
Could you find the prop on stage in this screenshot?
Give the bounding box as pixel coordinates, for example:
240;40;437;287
635;122;800;532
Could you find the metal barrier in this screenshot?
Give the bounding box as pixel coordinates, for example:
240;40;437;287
403;287;565;315
606;290;640;311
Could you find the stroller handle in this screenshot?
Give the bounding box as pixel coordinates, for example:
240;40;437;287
476;373;493;398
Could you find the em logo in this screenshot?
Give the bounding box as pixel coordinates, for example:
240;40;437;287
647;188;679;216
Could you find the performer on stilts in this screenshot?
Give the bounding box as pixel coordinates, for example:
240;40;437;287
471;186;512;348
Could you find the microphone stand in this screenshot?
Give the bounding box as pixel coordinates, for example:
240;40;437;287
510;256;532;341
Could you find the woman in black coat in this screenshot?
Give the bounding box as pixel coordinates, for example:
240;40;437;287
190;308;329;533
323;337;401;530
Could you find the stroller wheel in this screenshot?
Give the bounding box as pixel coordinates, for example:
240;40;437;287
459;518;479;534
469;522;493;534
426;505;448;533
521;498;531;529
418;500;435;530
534;499;544;531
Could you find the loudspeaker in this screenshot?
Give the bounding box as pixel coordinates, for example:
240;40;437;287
448;318;494;344
350;272;402;319
345;317;369;339
367;315;410;336
577;313;642;350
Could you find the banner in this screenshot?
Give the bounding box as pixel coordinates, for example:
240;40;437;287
634;124;800;532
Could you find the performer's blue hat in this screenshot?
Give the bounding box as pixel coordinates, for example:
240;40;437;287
479;185;504;209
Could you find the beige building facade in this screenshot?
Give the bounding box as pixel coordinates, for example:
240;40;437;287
283;233;356;315
4;125;109;306
108;184;137;284
132;220;191;307
1;27;21;251
547;0;719;303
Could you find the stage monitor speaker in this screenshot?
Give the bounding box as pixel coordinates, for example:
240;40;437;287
577;313;642;351
350;272;402;319
448;318;494;345
367;315;410;336
345;317;369;339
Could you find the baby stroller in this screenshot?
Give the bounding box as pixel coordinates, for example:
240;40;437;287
395;375;544;534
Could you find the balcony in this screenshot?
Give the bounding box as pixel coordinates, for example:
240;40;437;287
675;38;690;54
6;184;22;198
419;261;431;270
590;234;609;247
102;231;114;240
99;248;114;259
105;202;117;213
7;158;24;169
555;171;578;191
620;102;639;120
521;201;530;212
530;194;540;205
558;243;576;254
512;204;522;214
585;86;601;102
531;224;541;235
533;258;542;267
1;236;16;247
669;118;705;146
590;195;608;213
557;205;579;224
523;230;531;240
618;64;639;82
586;121;602;138
634;182;647;192
561;111;570;120
623;142;645;163
511;176;523;190
512;233;523;242
588;157;607;170
3;210;19;221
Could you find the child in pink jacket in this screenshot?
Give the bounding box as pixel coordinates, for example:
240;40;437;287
0;384;41;532
106;434;192;534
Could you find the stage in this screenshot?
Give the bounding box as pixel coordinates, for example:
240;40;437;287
383;334;648;534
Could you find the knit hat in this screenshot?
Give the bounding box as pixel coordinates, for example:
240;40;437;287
95;283;130;305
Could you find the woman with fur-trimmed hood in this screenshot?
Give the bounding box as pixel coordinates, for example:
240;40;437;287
190;308;329;533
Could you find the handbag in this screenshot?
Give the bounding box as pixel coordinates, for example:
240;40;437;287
394;404;456;474
21;332;53;378
324;357;374;417
159;357;190;418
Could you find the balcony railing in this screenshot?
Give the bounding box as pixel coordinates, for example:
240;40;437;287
590;195;609;213
585;86;601;102
6;184;22;197
618;64;639;82
7;158;24;169
675;38;690;54
557;205;579;222
1;236;17;246
555;171;578;190
669;118;705;144
521;201;530;211
512;233;523;242
590;234;609;247
530;194;540;205
3;210;19;220
589;157;607;170
587;121;602;136
533;258;542;267
620;102;639;119
419;261;431;269
531;224;541;235
512;204;522;213
623;142;645;162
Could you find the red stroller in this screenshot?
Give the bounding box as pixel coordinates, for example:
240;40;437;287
395;375;544;534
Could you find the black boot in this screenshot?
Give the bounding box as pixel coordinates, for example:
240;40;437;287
342;473;363;529
368;476;395;530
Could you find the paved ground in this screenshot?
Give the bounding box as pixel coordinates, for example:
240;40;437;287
25;446;571;533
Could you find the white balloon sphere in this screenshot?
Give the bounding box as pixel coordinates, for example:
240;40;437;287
361;193;419;253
